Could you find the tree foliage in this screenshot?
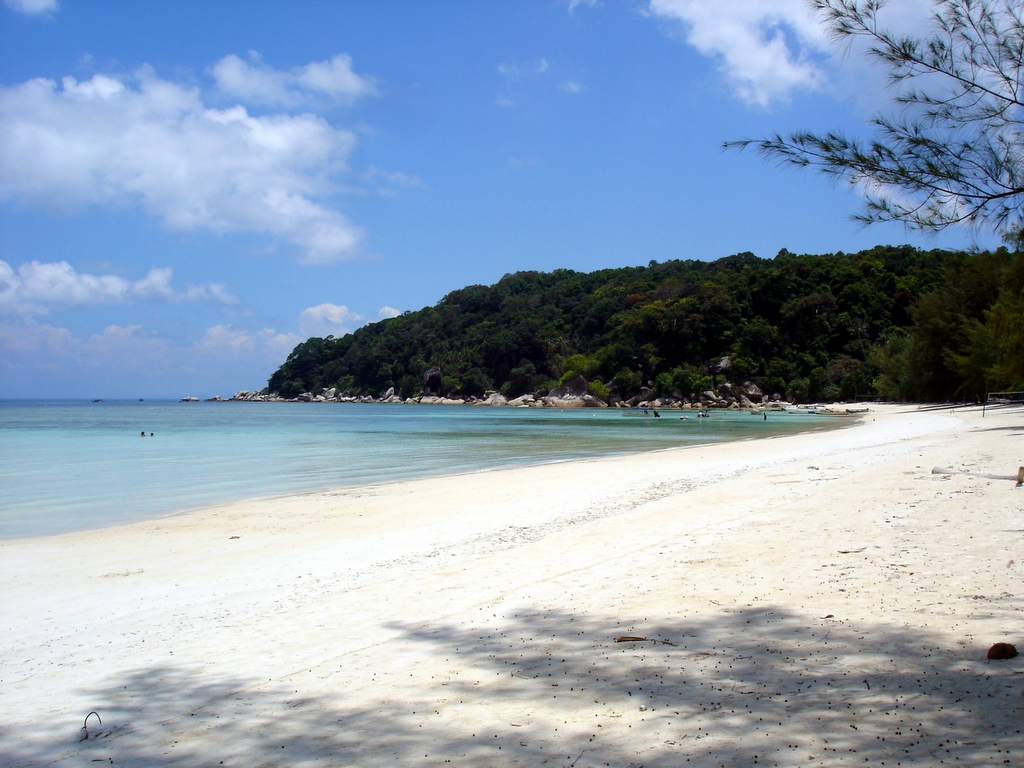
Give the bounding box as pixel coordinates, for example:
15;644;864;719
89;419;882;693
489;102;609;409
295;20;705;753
265;245;1022;403
729;0;1024;234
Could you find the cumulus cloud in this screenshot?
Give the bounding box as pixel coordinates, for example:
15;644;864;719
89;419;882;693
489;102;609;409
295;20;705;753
0;317;297;395
648;0;936;108
4;0;57;16
195;324;301;360
378;305;400;319
0;68;365;263
0;316;74;359
0;260;237;315
212;52;377;107
648;0;828;106
298;302;363;338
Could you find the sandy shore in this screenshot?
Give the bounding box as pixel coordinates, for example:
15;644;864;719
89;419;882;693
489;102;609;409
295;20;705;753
1;404;1021;766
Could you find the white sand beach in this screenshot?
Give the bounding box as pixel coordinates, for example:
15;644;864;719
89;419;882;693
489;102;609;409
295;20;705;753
2;405;1022;767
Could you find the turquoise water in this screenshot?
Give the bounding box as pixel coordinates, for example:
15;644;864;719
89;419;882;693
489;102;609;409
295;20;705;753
0;400;835;538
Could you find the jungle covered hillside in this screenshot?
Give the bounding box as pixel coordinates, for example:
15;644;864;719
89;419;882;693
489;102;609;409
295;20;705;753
268;245;1024;403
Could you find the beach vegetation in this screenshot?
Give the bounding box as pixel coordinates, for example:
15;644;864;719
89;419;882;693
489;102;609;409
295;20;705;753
267;243;1024;403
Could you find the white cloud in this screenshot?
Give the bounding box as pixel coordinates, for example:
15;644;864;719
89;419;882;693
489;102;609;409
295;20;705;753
0;317;74;360
498;59;549;80
561;80;582;94
568;0;598;13
258;328;303;359
4;0;57;16
79;324;168;369
378;305;400;319
0;260;237;315
0;68;364;263
196;324;257;352
212;52;376;107
298;302;363;337
648;0;936;108
195;324;301;360
494;94;515;108
363;166;427;196
649;0;828;106
0;317;300;395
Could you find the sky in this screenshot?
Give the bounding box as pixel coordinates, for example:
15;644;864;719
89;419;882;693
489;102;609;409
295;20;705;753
0;0;1000;399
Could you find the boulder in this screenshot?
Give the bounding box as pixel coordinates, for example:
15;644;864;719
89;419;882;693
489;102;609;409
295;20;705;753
297;392;314;402
744;381;763;397
422;367;443;396
205;395;224;402
739;395;753;405
380;387;395;400
703;390;718;402
476;392;508;406
180;396;199;402
711;356;732;374
508;394;535;406
581;394;608;408
533;388;549;399
545;397;586;408
548;375;589;400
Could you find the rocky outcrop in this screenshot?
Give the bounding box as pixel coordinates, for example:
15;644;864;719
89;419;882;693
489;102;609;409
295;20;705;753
422;367;443;397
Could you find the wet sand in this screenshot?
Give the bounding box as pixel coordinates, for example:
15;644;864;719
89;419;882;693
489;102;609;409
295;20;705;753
2;404;1022;766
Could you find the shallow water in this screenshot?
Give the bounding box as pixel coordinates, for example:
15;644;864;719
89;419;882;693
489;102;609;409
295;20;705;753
0;400;837;538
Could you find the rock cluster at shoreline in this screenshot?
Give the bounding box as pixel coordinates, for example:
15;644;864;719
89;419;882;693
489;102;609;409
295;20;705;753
211;376;792;410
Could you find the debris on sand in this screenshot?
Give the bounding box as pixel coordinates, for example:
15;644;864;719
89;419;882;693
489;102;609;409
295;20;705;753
987;642;1018;660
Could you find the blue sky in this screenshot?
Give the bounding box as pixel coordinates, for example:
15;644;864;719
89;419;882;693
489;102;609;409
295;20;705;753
0;0;998;398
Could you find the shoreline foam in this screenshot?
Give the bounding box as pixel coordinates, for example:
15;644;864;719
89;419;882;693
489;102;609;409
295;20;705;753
2;404;1021;766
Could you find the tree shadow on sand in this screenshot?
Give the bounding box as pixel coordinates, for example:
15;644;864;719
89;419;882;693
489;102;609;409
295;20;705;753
3;605;1021;767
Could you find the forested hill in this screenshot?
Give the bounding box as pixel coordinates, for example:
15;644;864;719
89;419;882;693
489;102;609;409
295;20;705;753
267;245;1024;404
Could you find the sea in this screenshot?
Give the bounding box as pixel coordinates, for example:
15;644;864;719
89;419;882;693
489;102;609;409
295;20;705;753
0;399;838;539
